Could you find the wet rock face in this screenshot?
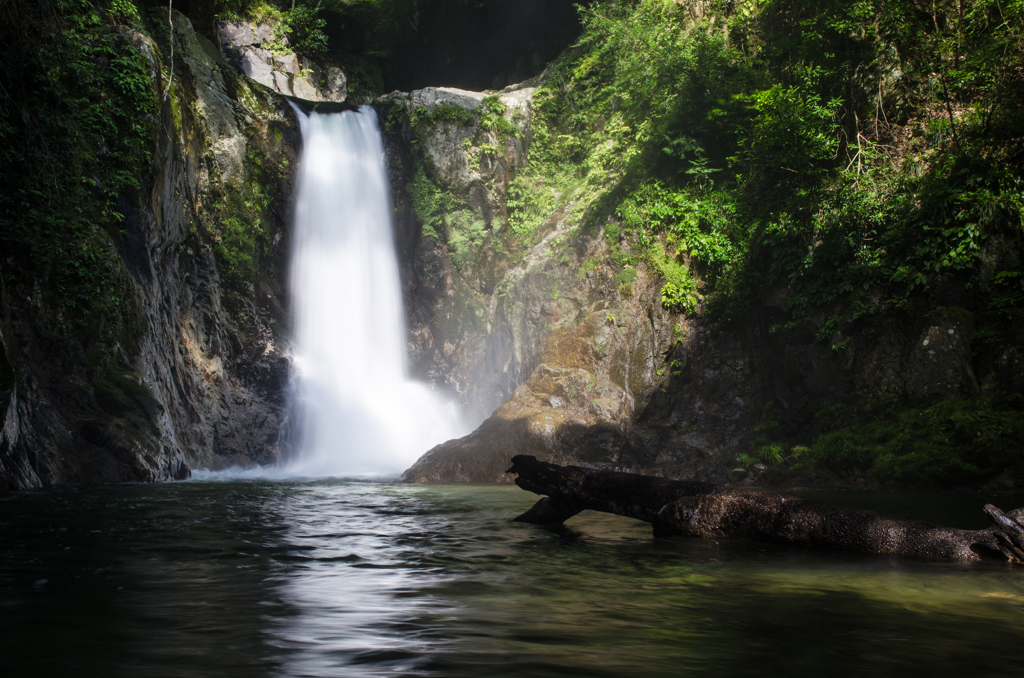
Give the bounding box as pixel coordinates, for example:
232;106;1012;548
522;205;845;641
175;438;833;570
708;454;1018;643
135;14;298;474
379;80;788;483
0;13;297;489
217;19;347;102
380;83;538;423
384;81;780;484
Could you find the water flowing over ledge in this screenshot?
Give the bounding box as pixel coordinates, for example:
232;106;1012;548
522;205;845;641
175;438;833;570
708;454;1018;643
284;105;467;478
207;105;467;480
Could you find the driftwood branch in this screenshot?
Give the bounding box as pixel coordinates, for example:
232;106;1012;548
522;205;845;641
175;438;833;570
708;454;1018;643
508;455;1024;563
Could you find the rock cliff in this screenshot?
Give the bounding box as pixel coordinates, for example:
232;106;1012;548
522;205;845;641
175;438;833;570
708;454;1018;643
381;77;1023;487
2;2;1019;490
0;12;297;489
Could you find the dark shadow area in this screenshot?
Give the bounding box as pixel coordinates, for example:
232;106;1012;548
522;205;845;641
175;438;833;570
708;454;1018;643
377;0;586;92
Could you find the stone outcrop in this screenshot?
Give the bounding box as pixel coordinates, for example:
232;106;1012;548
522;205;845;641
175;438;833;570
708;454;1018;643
379;83;538;424
217;19;346;102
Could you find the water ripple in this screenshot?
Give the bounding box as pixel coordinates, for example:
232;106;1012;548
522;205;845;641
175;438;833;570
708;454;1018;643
2;480;1023;677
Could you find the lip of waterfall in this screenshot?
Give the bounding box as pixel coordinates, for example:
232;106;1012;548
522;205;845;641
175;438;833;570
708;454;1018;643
285;95;360;116
268;103;468;479
287;100;308;137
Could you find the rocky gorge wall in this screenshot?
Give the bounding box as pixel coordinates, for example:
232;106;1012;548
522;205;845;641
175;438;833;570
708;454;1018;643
2;3;1019;491
379;81;771;484
379;77;1023;488
0;12;300;489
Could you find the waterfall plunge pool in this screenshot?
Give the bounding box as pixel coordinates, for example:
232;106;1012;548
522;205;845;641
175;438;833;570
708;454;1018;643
2;480;1024;677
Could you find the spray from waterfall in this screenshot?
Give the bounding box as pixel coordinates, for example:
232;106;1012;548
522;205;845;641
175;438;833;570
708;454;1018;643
282;104;466;477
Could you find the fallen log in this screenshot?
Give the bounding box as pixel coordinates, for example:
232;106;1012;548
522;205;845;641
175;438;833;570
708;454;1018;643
507;455;1024;563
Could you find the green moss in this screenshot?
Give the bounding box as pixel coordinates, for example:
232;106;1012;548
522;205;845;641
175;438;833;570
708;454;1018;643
209;122;289;285
411;103;477;128
577;257;600;279
91;359;150;417
212;177;271;282
480;95;517;138
410;162;465;229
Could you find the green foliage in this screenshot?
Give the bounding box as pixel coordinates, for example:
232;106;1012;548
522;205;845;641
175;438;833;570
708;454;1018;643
410;163;464;227
284;6;329;55
656;251;698;313
480;96;517;138
214;0;282;23
737;442;786;468
469;0;1024;487
756;443;785;466
510;0;1023;337
108;0;140;23
447;212;488;265
409;160;491;262
732;82;840;203
0;0;156;348
807;394;1024;486
411;103;476;128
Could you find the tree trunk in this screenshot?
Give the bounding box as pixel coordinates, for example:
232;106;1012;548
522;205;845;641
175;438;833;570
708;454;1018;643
508;455;1024;563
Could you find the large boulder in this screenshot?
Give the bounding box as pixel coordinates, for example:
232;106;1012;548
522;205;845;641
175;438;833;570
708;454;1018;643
401;362;634;483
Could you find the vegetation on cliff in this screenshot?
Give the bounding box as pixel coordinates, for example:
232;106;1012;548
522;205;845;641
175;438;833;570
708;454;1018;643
3;0;1021;488
0;1;155;349
502;0;1024;486
0;0;285;382
1;1;298;488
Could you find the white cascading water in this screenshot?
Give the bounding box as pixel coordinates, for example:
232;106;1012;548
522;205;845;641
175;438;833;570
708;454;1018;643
284;105;465;477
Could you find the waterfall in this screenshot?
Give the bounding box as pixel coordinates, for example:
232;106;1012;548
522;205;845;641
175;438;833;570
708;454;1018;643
284;105;465;477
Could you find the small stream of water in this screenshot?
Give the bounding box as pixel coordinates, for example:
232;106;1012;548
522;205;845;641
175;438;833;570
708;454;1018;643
2;481;1023;677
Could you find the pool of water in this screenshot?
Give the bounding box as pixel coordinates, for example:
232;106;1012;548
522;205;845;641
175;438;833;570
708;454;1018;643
2;480;1023;677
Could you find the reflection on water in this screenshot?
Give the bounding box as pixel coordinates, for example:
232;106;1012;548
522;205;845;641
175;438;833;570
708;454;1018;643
2;481;1023;677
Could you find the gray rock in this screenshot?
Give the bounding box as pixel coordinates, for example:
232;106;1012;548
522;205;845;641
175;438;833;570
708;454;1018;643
323;67;347;102
239;50;273;87
290;74;319;101
905;307;978;399
252;22;277;46
216;18;344;103
273;52;300;75
217;20;254;48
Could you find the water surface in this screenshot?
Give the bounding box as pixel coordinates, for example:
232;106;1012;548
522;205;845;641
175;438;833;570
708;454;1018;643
2;481;1023;677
